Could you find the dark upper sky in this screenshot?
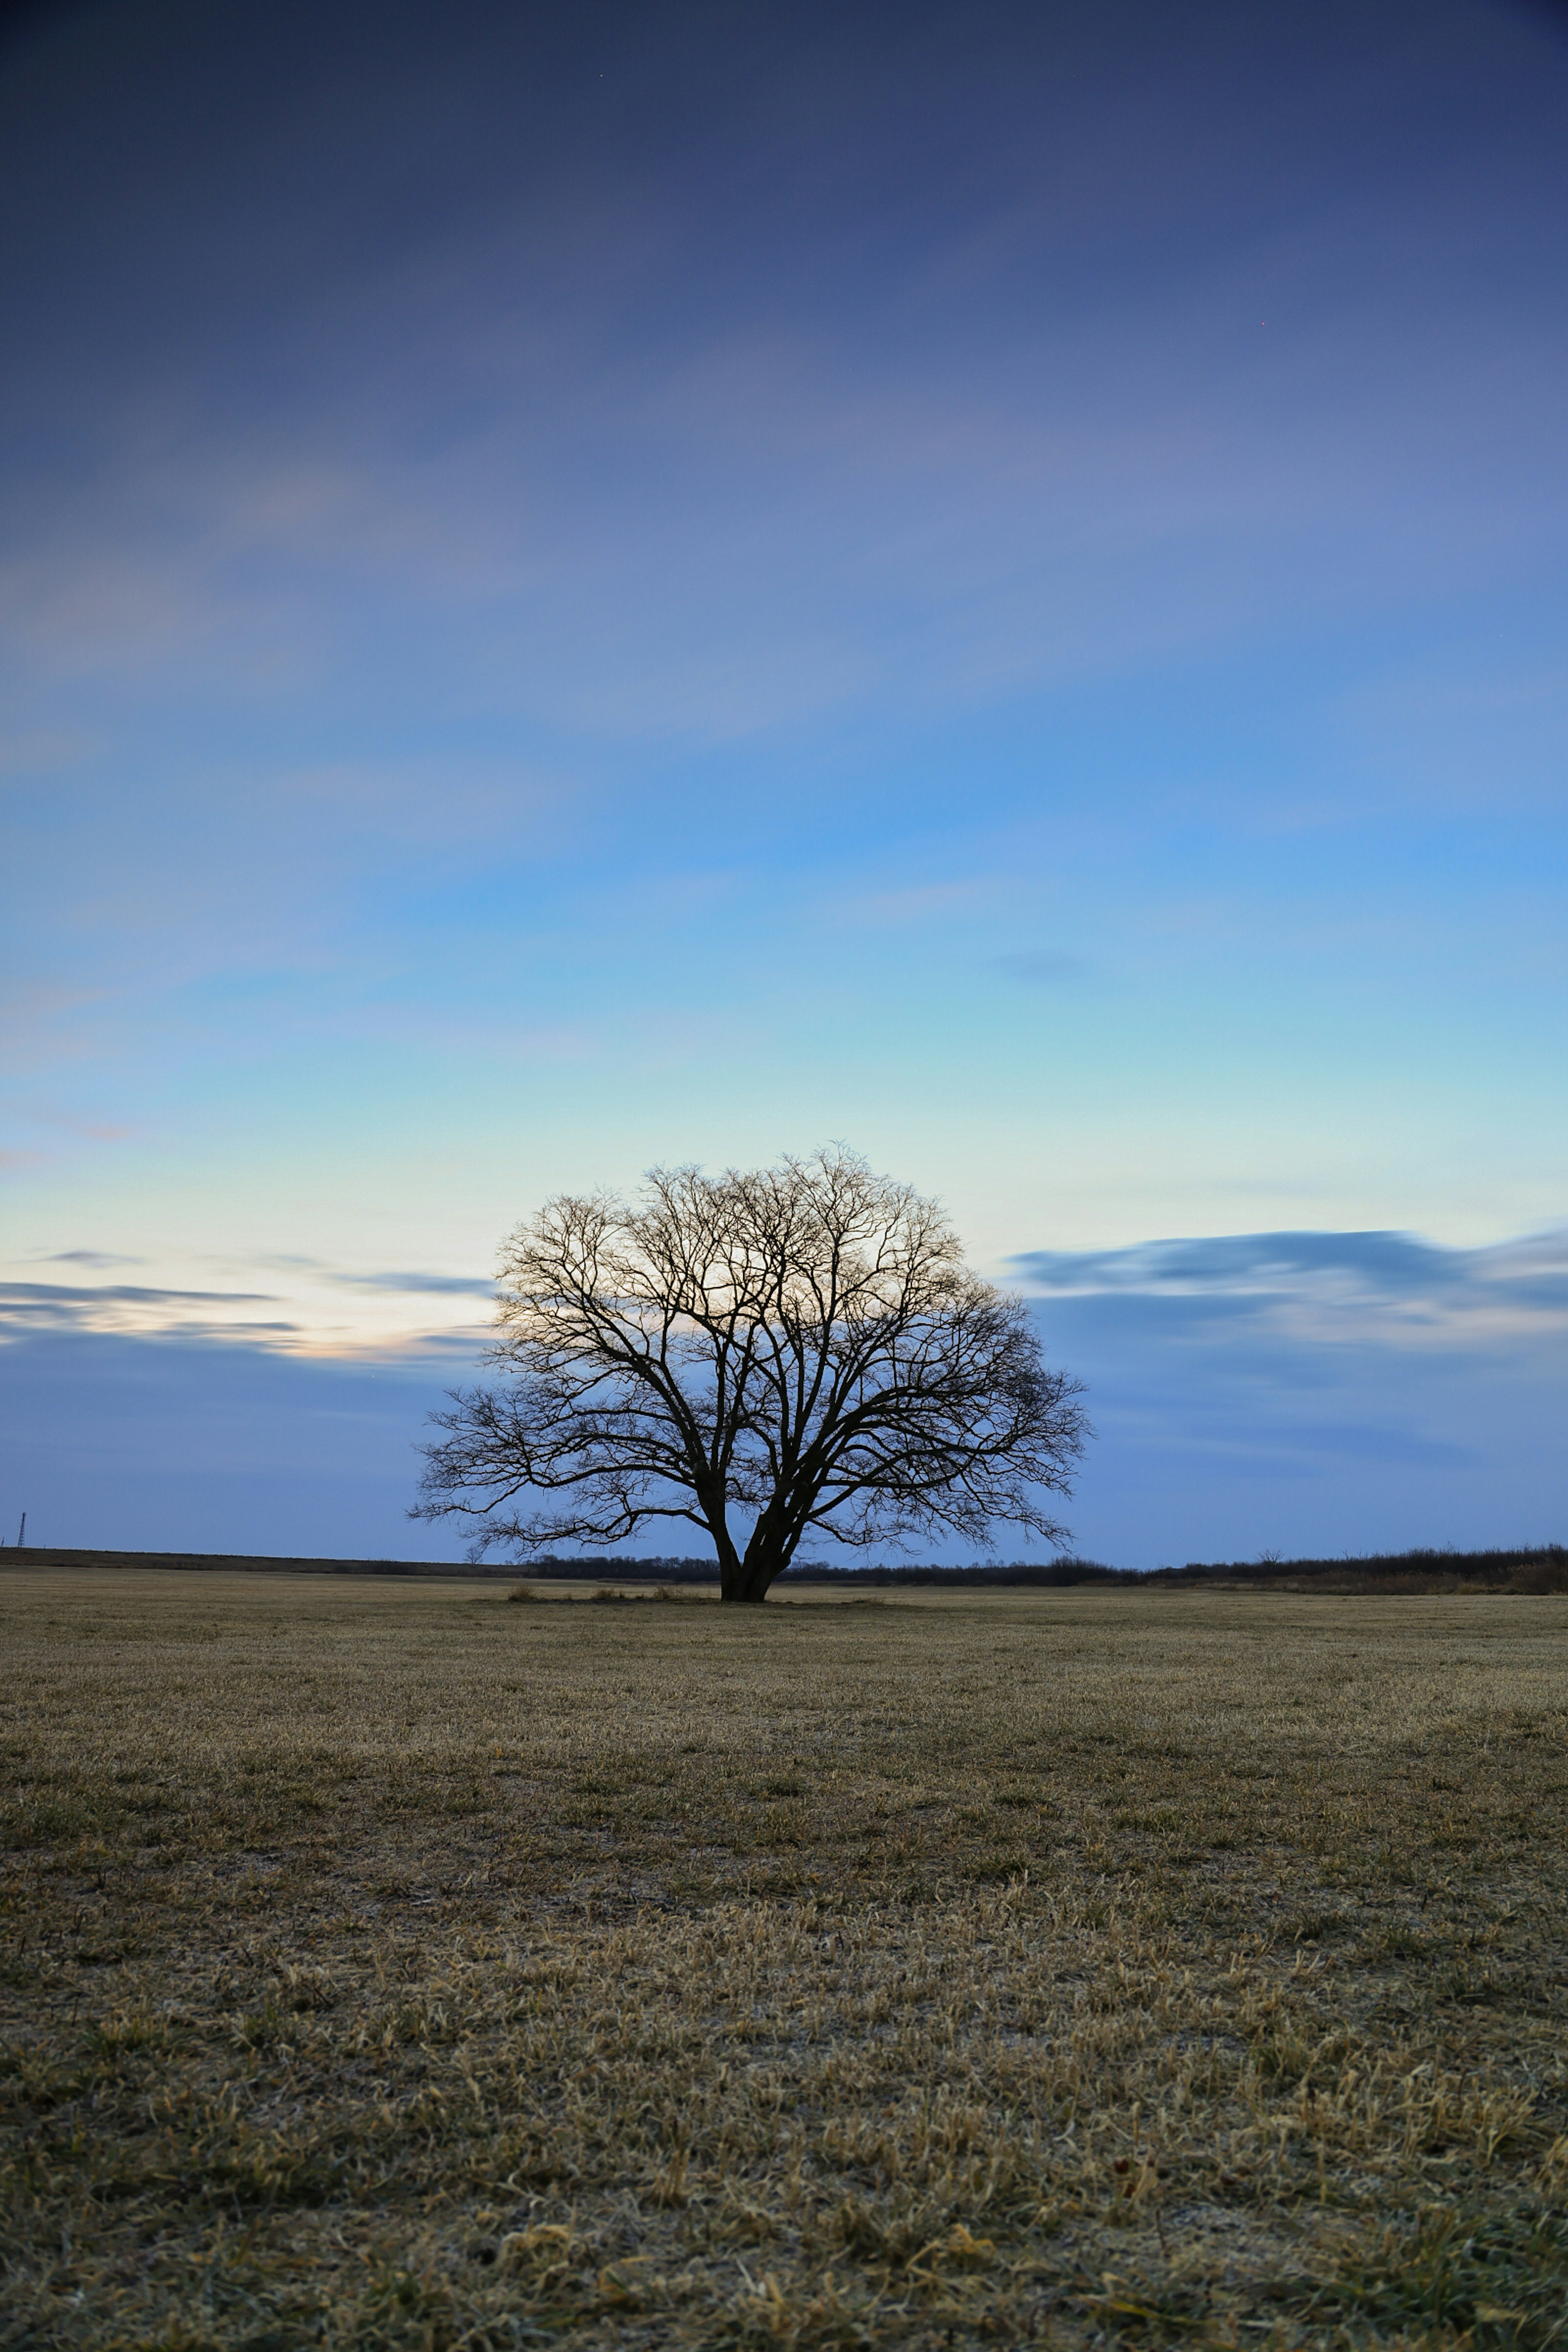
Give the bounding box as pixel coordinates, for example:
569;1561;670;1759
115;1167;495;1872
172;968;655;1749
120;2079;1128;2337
9;1;1566;700
9;2;1566;530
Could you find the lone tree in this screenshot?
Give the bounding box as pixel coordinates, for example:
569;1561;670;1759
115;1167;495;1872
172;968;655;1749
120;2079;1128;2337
412;1149;1088;1604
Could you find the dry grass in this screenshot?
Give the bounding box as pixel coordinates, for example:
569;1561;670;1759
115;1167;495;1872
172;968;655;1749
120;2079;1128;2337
1;1570;1565;2350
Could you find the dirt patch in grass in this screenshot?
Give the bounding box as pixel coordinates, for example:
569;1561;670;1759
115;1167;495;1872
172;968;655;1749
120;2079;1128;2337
1;1570;1565;2348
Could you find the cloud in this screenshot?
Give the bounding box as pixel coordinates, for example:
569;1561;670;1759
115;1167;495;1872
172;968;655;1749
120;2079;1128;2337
44;1248;143;1267
1014;1227;1568;1343
838;881;1000;927
332;1271;494;1296
1009;1228;1568;1564
993;950;1087;984
0;1259;500;1362
0;1281;283;1342
0;1283;276;1311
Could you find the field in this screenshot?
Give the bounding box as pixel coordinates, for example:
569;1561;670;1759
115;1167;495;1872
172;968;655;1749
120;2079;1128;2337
2;1572;1565;2350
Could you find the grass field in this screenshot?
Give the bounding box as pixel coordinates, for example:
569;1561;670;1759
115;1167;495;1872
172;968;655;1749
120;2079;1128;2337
2;1571;1565;2350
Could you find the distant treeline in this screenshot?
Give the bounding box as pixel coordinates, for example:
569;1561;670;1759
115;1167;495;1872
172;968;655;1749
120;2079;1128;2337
0;1546;499;1579
1;1545;1118;1584
516;1548;1568;1592
513;1555;1134;1587
1145;1545;1568;1594
4;1544;1564;1592
457;1540;1563;1594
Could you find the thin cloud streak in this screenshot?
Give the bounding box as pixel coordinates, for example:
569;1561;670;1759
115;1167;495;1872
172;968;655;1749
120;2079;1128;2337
0;1282;278;1312
994;951;1088;984
44;1249;144;1267
1015;1227;1568;1338
332;1272;495;1296
1014;1227;1568;1562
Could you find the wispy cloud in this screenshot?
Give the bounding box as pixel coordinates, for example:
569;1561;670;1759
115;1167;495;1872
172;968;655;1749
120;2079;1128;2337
1006;1226;1568;1562
44;1248;143;1268
0;1283;298;1354
836;880;1001;928
1014;1229;1568;1348
0;1281;278;1329
332;1271;494;1296
993;950;1087;984
0;1258;499;1359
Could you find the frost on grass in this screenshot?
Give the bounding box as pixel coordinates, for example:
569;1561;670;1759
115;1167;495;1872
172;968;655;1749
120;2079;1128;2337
0;1572;1565;2348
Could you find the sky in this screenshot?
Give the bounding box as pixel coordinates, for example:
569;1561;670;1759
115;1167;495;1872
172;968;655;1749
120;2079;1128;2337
2;0;1566;1565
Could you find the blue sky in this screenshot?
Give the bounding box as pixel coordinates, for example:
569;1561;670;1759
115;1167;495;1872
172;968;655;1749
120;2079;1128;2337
2;0;1566;1563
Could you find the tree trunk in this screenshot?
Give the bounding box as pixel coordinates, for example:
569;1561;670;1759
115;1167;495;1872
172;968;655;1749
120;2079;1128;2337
712;1520;749;1605
727;1522;793;1604
728;1557;775;1604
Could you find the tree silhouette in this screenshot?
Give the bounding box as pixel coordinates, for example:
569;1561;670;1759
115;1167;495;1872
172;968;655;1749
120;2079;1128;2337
413;1149;1088;1604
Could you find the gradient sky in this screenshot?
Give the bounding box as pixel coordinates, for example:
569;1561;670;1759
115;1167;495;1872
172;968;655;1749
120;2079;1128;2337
3;0;1566;1563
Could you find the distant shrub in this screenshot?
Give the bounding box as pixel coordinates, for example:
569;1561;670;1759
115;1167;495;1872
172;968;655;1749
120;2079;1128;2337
1157;1544;1568;1595
1511;1557;1568;1595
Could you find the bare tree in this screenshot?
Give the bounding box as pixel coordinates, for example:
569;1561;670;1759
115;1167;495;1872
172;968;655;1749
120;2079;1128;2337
412;1149;1089;1604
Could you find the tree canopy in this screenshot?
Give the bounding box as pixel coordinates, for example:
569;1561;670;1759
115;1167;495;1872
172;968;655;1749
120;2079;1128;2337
412;1148;1089;1603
